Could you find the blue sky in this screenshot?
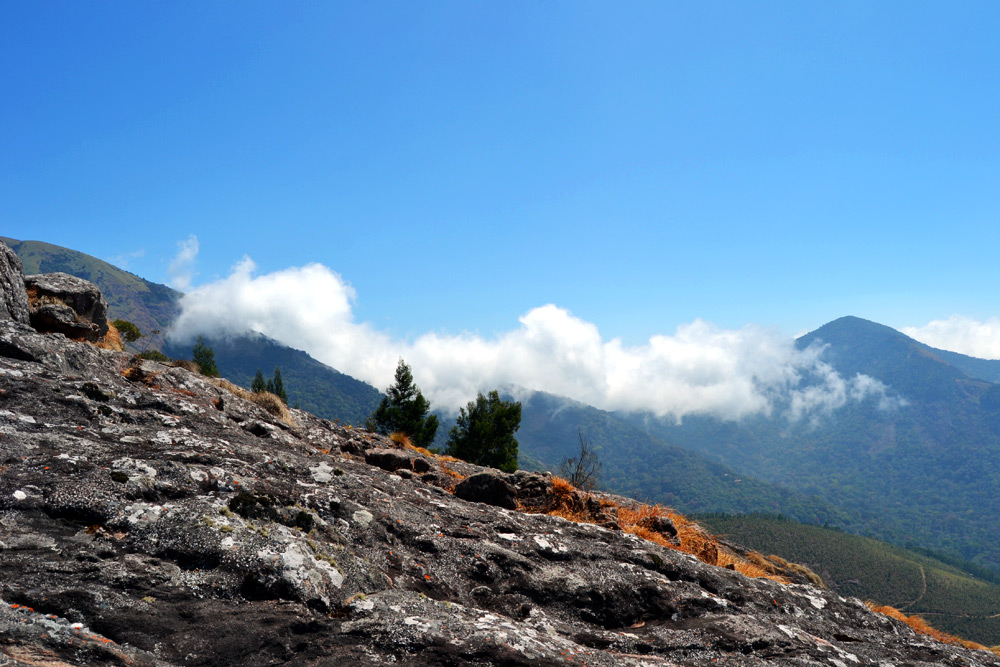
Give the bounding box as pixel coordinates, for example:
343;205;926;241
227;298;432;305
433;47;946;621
5;2;1000;413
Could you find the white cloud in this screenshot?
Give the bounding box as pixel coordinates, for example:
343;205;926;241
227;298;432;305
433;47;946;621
902;315;1000;360
168;235;200;291
167;258;898;421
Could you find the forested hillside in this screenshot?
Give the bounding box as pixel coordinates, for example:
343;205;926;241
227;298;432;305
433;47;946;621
699;514;1000;645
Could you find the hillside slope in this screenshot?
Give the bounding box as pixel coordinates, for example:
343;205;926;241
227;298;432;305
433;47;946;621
512;391;846;523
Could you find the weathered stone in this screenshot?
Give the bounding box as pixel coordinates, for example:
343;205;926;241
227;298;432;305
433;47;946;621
0;321;998;666
454;471;518;510
364;447;414;472
0;241;30;324
638;513;679;542
24;272;109;341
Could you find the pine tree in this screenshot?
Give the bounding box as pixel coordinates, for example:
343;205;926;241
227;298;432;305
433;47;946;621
251;369;267;393
446;390;520;473
272;366;287;404
192;335;219;377
365;359;439;448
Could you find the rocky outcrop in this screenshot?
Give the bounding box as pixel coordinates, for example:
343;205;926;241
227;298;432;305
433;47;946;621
24;271;109;341
0;241;30;324
1;271;999;665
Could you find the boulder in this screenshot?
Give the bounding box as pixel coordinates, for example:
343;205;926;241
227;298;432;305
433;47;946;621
454;471;518;510
24;272;109;341
638;514;679;542
364;447;414;472
0;242;30;324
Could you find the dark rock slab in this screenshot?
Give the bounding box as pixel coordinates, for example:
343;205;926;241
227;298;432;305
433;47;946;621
25;271;109;341
364;447;414;472
0;241;30;324
454;471;518;509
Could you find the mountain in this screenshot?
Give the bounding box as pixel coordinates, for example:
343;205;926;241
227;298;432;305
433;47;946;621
511;390;846;523
699;513;1000;645
163;332;382;425
1;237;180;349
629;316;1000;572
2;291;999;664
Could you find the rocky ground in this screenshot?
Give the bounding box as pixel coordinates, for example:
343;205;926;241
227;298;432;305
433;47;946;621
1;259;1000;665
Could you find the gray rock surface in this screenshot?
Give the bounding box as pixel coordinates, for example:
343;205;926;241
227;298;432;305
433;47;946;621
24;271;109;341
0;241;30;324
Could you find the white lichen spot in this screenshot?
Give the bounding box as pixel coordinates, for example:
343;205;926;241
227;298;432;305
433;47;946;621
189;470;207;482
310;462;334;484
533;535;553;550
351;510;373;527
497;533;521;542
404;616;433;632
12;490;27;501
805;594;827;610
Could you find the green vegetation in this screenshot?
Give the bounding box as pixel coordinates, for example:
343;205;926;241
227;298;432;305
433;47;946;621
192;336;220;377
251;369;267;393
623;317;1000;573
365;360;439;448
509;391;845;523
112;319;142;345
251;366;288;404
266;366;287;404
137;350;170;362
698;513;1000;645
447;390;521;473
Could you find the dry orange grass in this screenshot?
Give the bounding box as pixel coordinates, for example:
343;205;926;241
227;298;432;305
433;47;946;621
207;377;296;427
94;321;124;351
389;432;412;447
397;438;463;463
440;464;466;480
866;603;992;651
543;477;785;581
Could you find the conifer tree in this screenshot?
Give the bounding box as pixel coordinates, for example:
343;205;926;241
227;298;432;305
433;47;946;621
272;366;287;404
446;390;521;473
251;369;267;393
366;359;439;448
192;335;219;377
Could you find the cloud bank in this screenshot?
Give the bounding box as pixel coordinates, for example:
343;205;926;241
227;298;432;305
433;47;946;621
168;256;898;420
902;316;1000;360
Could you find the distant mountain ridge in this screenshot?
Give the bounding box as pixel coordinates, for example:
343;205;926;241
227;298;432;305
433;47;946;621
634;316;1000;572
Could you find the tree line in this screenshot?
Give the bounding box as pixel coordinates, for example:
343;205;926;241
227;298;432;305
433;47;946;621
366;359;523;473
